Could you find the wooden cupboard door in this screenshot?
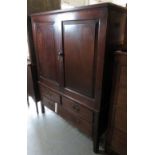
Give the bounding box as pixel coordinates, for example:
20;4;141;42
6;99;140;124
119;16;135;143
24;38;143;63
33;22;59;85
62;20;99;98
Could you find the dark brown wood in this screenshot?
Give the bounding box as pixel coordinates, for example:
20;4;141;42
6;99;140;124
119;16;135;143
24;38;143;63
42;96;56;112
93;112;100;153
30;3;127;153
40;85;61;103
41;102;45;114
63;19;98;98
31;3;126;16
58;106;92;136
27;59;39;114
27;0;61;114
105;51;127;155
62;96;93;123
27;17;43;114
35;23;59;85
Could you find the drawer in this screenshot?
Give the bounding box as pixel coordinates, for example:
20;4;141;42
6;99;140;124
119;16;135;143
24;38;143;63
40;85;60;103
42;96;55;112
77;115;92;137
58;106;92;137
62;97;93;123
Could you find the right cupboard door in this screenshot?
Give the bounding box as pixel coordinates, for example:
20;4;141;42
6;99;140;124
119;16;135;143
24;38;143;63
60;9;108;110
63;20;97;98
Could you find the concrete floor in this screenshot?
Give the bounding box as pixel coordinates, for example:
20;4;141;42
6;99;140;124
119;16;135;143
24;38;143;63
27;97;106;155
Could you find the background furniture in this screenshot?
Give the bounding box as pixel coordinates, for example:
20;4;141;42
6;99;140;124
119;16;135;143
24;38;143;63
105;51;127;155
27;0;61;14
30;3;126;153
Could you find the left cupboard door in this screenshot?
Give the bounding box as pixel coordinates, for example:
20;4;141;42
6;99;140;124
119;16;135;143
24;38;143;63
31;20;60;87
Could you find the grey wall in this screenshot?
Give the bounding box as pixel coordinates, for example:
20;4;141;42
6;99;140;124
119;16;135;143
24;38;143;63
27;0;61;14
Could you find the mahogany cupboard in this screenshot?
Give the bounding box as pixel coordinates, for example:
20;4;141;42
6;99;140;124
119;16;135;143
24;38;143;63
30;3;126;153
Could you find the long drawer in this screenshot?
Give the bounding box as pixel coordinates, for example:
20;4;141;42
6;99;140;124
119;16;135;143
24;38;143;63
58;106;92;137
61;97;93;123
40;85;60;104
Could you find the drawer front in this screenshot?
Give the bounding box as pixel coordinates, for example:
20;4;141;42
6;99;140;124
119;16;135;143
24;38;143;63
40;85;60;103
77;116;92;137
62;97;93;123
58;106;92;137
42;96;55;112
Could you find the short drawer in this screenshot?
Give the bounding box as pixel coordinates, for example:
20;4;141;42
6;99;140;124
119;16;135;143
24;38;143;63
62;97;93;123
42;96;55;112
40;85;60;103
58;106;92;137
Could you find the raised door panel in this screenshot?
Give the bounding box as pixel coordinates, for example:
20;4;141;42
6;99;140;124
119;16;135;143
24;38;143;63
35;22;58;85
63;20;98;98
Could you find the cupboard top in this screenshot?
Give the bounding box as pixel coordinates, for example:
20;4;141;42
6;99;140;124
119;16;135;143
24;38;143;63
30;3;126;17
